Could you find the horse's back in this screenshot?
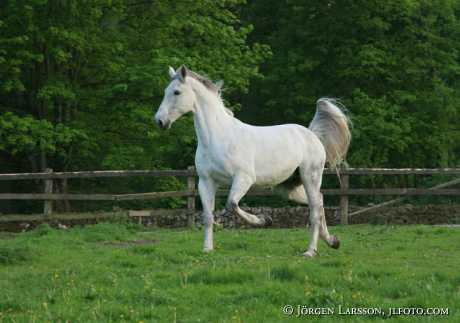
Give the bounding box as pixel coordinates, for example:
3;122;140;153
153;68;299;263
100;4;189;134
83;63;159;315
247;123;323;159
242;123;325;185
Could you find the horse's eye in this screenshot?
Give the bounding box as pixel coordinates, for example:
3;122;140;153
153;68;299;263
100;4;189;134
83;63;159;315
173;90;181;95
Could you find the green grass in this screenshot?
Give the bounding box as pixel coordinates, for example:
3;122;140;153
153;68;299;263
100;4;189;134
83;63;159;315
0;222;459;322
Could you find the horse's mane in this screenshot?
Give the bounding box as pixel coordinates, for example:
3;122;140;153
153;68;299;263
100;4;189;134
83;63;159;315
187;70;221;94
183;68;233;116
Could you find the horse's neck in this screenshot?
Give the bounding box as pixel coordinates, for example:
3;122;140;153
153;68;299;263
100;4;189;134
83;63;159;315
193;90;233;148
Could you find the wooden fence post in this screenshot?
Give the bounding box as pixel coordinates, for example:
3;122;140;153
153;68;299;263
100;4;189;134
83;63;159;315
43;168;53;216
187;166;196;228
340;173;349;225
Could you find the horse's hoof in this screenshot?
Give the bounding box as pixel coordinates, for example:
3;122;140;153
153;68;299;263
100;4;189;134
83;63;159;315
203;247;214;253
302;250;318;258
329;235;340;249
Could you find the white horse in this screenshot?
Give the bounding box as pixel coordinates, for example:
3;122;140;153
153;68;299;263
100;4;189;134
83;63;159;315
155;66;351;258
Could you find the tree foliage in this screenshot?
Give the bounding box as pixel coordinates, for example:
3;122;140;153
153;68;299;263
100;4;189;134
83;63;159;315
242;0;460;167
0;0;269;173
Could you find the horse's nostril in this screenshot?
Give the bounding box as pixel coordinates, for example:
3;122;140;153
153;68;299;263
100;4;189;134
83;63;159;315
158;119;164;128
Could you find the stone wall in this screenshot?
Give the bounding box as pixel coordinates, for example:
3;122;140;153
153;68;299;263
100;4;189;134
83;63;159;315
145;204;460;228
1;204;459;232
350;204;460;225
151;206;325;228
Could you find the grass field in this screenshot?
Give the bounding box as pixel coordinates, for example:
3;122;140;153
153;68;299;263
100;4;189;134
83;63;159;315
0;222;459;322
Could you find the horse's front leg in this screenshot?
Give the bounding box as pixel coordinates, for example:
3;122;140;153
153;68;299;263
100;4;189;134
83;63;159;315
226;175;268;226
198;177;217;252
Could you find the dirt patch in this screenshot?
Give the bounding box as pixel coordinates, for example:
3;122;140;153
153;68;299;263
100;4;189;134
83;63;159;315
100;239;158;248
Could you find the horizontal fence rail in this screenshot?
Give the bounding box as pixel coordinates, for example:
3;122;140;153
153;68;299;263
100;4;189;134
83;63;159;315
1;168;460;180
2;188;460;201
0;169;195;180
325;168;460;175
0;167;459;225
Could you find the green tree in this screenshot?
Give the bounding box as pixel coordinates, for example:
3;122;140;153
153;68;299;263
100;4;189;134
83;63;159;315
0;0;269;173
0;0;269;213
242;0;460;167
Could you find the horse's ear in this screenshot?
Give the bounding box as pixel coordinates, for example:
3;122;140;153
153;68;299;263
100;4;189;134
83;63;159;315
168;66;176;79
177;65;187;83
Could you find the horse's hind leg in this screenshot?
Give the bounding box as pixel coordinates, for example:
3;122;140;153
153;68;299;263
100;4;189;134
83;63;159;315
226;175;268;226
300;166;339;258
320;207;340;249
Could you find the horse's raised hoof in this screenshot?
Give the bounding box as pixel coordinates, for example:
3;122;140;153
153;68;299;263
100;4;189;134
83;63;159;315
329;235;340;249
252;215;270;227
302;250;318;259
264;215;273;227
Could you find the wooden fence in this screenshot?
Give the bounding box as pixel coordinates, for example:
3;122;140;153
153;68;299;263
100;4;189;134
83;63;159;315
0;167;459;226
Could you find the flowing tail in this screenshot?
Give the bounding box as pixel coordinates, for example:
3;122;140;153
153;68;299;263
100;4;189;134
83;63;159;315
309;98;351;168
274;98;351;205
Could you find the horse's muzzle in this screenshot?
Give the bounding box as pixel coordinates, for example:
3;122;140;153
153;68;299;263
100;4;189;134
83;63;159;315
155;117;170;130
